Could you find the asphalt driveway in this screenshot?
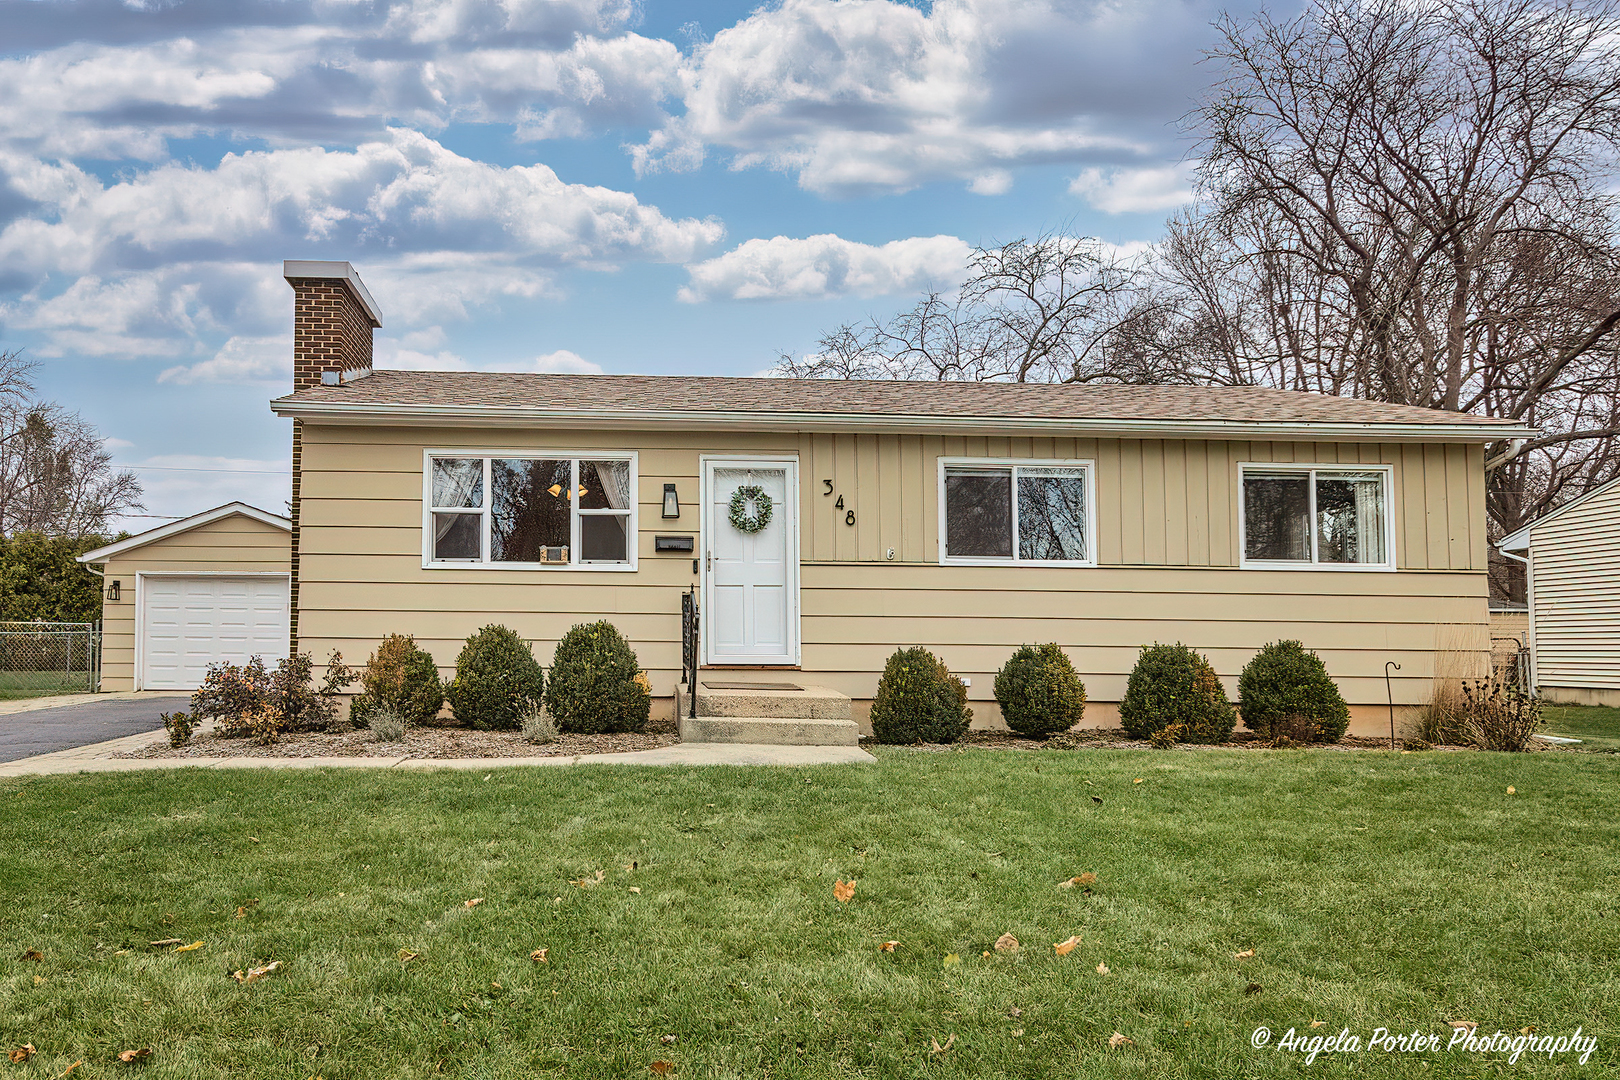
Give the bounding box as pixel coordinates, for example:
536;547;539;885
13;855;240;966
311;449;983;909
0;695;188;763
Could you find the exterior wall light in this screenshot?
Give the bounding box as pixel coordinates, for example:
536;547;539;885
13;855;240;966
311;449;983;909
106;580;121;601
662;483;680;519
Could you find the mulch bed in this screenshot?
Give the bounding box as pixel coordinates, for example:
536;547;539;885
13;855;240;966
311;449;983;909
118;717;680;760
862;727;1575;754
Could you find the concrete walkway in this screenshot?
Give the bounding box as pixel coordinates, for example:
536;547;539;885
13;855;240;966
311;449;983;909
0;725;876;777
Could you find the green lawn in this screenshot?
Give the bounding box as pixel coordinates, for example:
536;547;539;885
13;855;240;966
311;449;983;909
1542;704;1620;752
0;670;94;700
2;748;1617;1078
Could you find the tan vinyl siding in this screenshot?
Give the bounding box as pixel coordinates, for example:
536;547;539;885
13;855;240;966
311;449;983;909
294;425;1488;730
97;515;292;691
1527;481;1620;692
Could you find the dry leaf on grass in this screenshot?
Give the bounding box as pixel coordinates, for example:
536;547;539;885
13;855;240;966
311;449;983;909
1006;1007;1023;1018
1244;982;1263;995
942;953;961;968
9;1045;35;1064
833;879;856;903
1091;796;1103;805
660;1035;676;1045
649;1061;674;1075
879;941;898;953
1053;936;1081;956
1108;1032;1133;1050
173;941;204;953
463;898;485;909
147;939;183;948
399;950;420;963
229;961;281;985
994;933;1019;953
115;1048;152;1063
530;948;549;963
1234;949;1255;959
628;887;642;894
569;870;607;889
1058;872;1097;890
233;900;258;920
20;949;42;962
929;1034;956;1054
56;1060;83;1077
1133;778;1143;784
1449;1020;1477;1031
1507;786;1516;795
1096;961;1110;975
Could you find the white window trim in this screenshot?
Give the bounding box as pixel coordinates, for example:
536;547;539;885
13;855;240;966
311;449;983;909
937;457;1098;568
1237;462;1397;572
421;449;638;572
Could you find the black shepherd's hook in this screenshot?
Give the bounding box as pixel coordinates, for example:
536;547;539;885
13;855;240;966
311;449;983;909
1385;661;1402;750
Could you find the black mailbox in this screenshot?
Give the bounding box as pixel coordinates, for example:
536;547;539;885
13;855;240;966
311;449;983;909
654;535;695;553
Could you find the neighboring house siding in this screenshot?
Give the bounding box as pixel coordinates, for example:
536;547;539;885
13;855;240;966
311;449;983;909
294;425;1488;730
98;516;292;691
1527;481;1620;701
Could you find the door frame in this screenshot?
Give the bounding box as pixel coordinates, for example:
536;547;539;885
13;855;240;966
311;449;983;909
134;571;292;691
699;455;801;667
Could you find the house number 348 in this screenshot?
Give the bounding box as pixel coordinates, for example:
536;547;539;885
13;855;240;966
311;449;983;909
822;479;855;525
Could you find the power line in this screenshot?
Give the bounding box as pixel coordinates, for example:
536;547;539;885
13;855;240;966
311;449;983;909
112;463;287;475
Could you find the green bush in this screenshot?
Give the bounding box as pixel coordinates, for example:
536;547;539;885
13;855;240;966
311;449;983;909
1119;643;1236;744
1237;640;1349;743
992;643;1086;739
161;711;194;747
869;647;973;744
544;621;650;734
446;625;546;731
350;634;444;728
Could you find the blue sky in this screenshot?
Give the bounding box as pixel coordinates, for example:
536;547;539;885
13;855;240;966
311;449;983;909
0;0;1264;528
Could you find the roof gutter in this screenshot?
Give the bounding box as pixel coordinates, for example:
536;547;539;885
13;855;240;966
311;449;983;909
268;400;1535;443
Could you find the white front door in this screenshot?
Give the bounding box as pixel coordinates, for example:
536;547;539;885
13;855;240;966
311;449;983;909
703;458;799;666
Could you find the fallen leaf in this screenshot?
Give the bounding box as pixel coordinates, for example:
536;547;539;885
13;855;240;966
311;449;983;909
942;953;961;968
9;1045;35;1064
1096;961;1110;975
247;837;258;843
1133;778;1143;784
649;1062;674;1075
230;960;281;985
1521;1026;1537;1035
399;950;420;964
1234;949;1255;959
569;870;607;889
1011;1028;1024;1037
1091;796;1104;805
1309;1020;1326;1029
530;948;549;963
981;951;991;957
1077;871;1097;886
1507;786;1516;795
1006;1007;1023;1018
628;886;642;894
463;898;485;909
115;1048;152;1063
929;1034;956;1054
1054;936;1081;956
56;1060;82;1077
1448;1020;1477;1031
20;949;42;962
660;1034;676;1045
879;941;898;953
173;941;204;953
147;939;183;948
1244;982;1263;995
994;932;1019;953
1108;1032;1133;1050
833;879;856;903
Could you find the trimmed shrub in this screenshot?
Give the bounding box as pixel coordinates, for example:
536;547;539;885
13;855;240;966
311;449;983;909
869;647;973;745
191;656;270;737
1119;643;1236;744
447;625;546;731
522;707;558;745
350;634;444;728
1237;640;1350;743
192;652;353;737
993;643;1086;739
544;621;650;734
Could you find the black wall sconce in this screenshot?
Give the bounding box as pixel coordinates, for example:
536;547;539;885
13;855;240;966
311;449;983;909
106;580;121;601
662;483;680;519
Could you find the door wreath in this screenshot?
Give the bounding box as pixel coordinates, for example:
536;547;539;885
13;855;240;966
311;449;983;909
728;485;774;533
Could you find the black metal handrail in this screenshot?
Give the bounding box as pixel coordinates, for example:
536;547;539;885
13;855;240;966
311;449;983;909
681;585;699;719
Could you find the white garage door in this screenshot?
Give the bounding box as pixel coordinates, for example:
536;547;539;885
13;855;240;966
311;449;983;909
140;575;291;690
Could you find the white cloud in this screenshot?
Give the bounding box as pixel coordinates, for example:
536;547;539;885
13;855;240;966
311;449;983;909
1070;164;1196;214
636;0;1216;195
377;333;601;373
679;234;972;302
158;335;290;385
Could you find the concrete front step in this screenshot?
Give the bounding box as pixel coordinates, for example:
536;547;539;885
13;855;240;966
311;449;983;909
678;681;852;720
679;713;861;747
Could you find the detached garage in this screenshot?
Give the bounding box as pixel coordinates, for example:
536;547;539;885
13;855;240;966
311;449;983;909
78;503;292;691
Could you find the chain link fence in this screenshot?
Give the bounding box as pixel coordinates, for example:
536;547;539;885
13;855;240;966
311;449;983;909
0;620;100;697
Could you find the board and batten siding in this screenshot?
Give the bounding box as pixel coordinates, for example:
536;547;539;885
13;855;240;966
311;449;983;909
295;425;1488;730
98;515;292;692
1526;480;1620;704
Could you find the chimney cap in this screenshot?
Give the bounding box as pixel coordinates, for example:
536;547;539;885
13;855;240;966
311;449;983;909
283;260;382;327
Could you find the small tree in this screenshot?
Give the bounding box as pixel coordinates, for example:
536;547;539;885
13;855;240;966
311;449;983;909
993;643;1086;738
447;625;545;731
1238;640;1350;743
869;646;973;744
544;620;650;734
1120;643;1235;744
350;634;444;728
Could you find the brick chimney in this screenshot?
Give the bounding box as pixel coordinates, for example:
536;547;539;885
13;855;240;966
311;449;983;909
283;260;381;653
283;260;382;390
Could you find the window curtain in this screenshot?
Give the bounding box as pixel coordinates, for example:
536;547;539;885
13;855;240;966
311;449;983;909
432;459;482;544
1352;475;1386;563
596;461;632;511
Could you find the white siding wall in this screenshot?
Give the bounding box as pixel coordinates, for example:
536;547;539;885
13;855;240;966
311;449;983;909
1529;480;1620;694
